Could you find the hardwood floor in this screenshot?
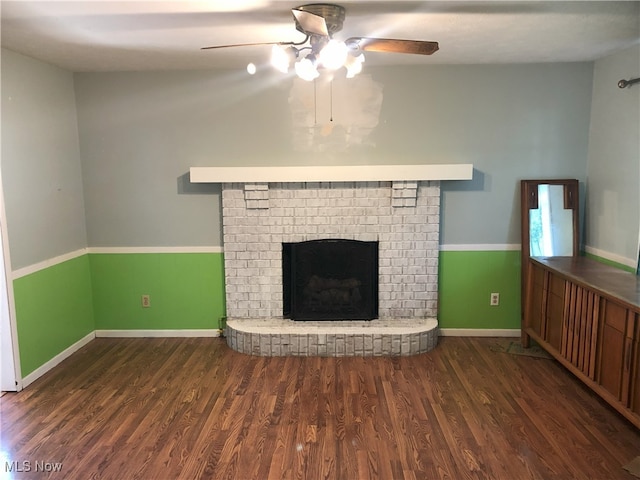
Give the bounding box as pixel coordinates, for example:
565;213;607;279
2;336;639;479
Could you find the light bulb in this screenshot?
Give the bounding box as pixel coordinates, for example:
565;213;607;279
295;56;319;81
318;40;348;70
344;53;365;78
270;45;290;73
246;63;256;75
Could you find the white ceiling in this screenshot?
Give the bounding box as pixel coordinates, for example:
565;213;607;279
1;1;639;72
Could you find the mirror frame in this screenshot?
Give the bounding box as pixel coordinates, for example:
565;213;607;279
520;179;580;328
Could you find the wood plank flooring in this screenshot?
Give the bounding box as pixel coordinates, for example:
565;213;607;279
1;336;639;479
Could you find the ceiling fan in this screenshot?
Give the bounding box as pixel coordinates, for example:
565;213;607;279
201;3;439;80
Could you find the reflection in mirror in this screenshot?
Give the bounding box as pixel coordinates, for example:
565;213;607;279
529;185;574;256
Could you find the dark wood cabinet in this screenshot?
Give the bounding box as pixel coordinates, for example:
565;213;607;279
527;262;546;338
597;300;628;400
631;319;640;416
525;262;565;351
546;273;565;351
523;256;640;429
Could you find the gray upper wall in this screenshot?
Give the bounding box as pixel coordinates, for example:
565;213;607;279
73;62;593;248
0;48;597;265
586;44;640;265
1;49;88;270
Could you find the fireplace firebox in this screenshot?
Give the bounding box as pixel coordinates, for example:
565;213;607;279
283;239;379;321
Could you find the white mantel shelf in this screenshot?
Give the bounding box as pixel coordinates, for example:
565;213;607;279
190;164;473;183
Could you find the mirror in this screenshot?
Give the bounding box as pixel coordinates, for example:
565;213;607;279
520;179;579;328
528;184;574;256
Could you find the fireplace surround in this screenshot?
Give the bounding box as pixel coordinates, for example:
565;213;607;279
221;180;441;319
190;164;473;356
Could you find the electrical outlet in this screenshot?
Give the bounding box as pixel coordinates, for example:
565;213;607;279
141;295;151;308
490;293;500;306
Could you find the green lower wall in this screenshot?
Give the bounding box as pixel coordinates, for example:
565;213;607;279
584;251;637;273
90;253;226;330
438;250;521;330
88;250;517;332
13;255;95;377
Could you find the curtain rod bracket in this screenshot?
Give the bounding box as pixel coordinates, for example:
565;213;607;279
618;77;640;89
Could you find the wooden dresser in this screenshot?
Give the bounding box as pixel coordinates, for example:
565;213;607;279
523;256;640;429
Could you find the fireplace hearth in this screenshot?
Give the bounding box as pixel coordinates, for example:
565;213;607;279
283;239;378;321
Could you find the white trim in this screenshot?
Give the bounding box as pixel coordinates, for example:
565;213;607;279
21;332;95;388
0;173;22;390
12;248;88;280
190;164;474;183
583;246;637;268
440;244;521;252
11;247;224;278
95;329;221;338
438;328;520;337
88;246;223;254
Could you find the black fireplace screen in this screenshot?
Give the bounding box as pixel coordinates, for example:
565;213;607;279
282;239;378;321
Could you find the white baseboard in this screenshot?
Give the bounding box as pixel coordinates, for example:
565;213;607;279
439;328;520;337
94;329;221;338
22;331;96;388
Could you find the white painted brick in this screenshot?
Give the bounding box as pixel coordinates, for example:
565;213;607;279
426;195;440;206
223;207;246;217
245;190;266;200
223;243;246;252
407;265;426;275
401;188;416;198
259;250;279;260
236;251;253;260
391;258;409;268
233;260;248;270
222;179;441;319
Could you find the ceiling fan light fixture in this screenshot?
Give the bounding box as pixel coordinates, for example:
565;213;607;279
271;45;298;73
318;39;348;70
344;52;364;78
295;55;319;81
203;4;439;80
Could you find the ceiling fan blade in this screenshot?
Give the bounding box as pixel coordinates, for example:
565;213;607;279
346;38;439;55
201;41;287;50
292;8;328;36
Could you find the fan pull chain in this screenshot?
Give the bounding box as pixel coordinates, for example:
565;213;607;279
330;80;333;122
314;78;317;125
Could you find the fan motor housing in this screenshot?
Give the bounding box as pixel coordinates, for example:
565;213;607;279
294;3;346;35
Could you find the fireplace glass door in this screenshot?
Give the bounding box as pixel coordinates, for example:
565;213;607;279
283;239;379;321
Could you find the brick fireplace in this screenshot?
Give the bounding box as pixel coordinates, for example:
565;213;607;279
190;164;473;356
222;180;440;318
